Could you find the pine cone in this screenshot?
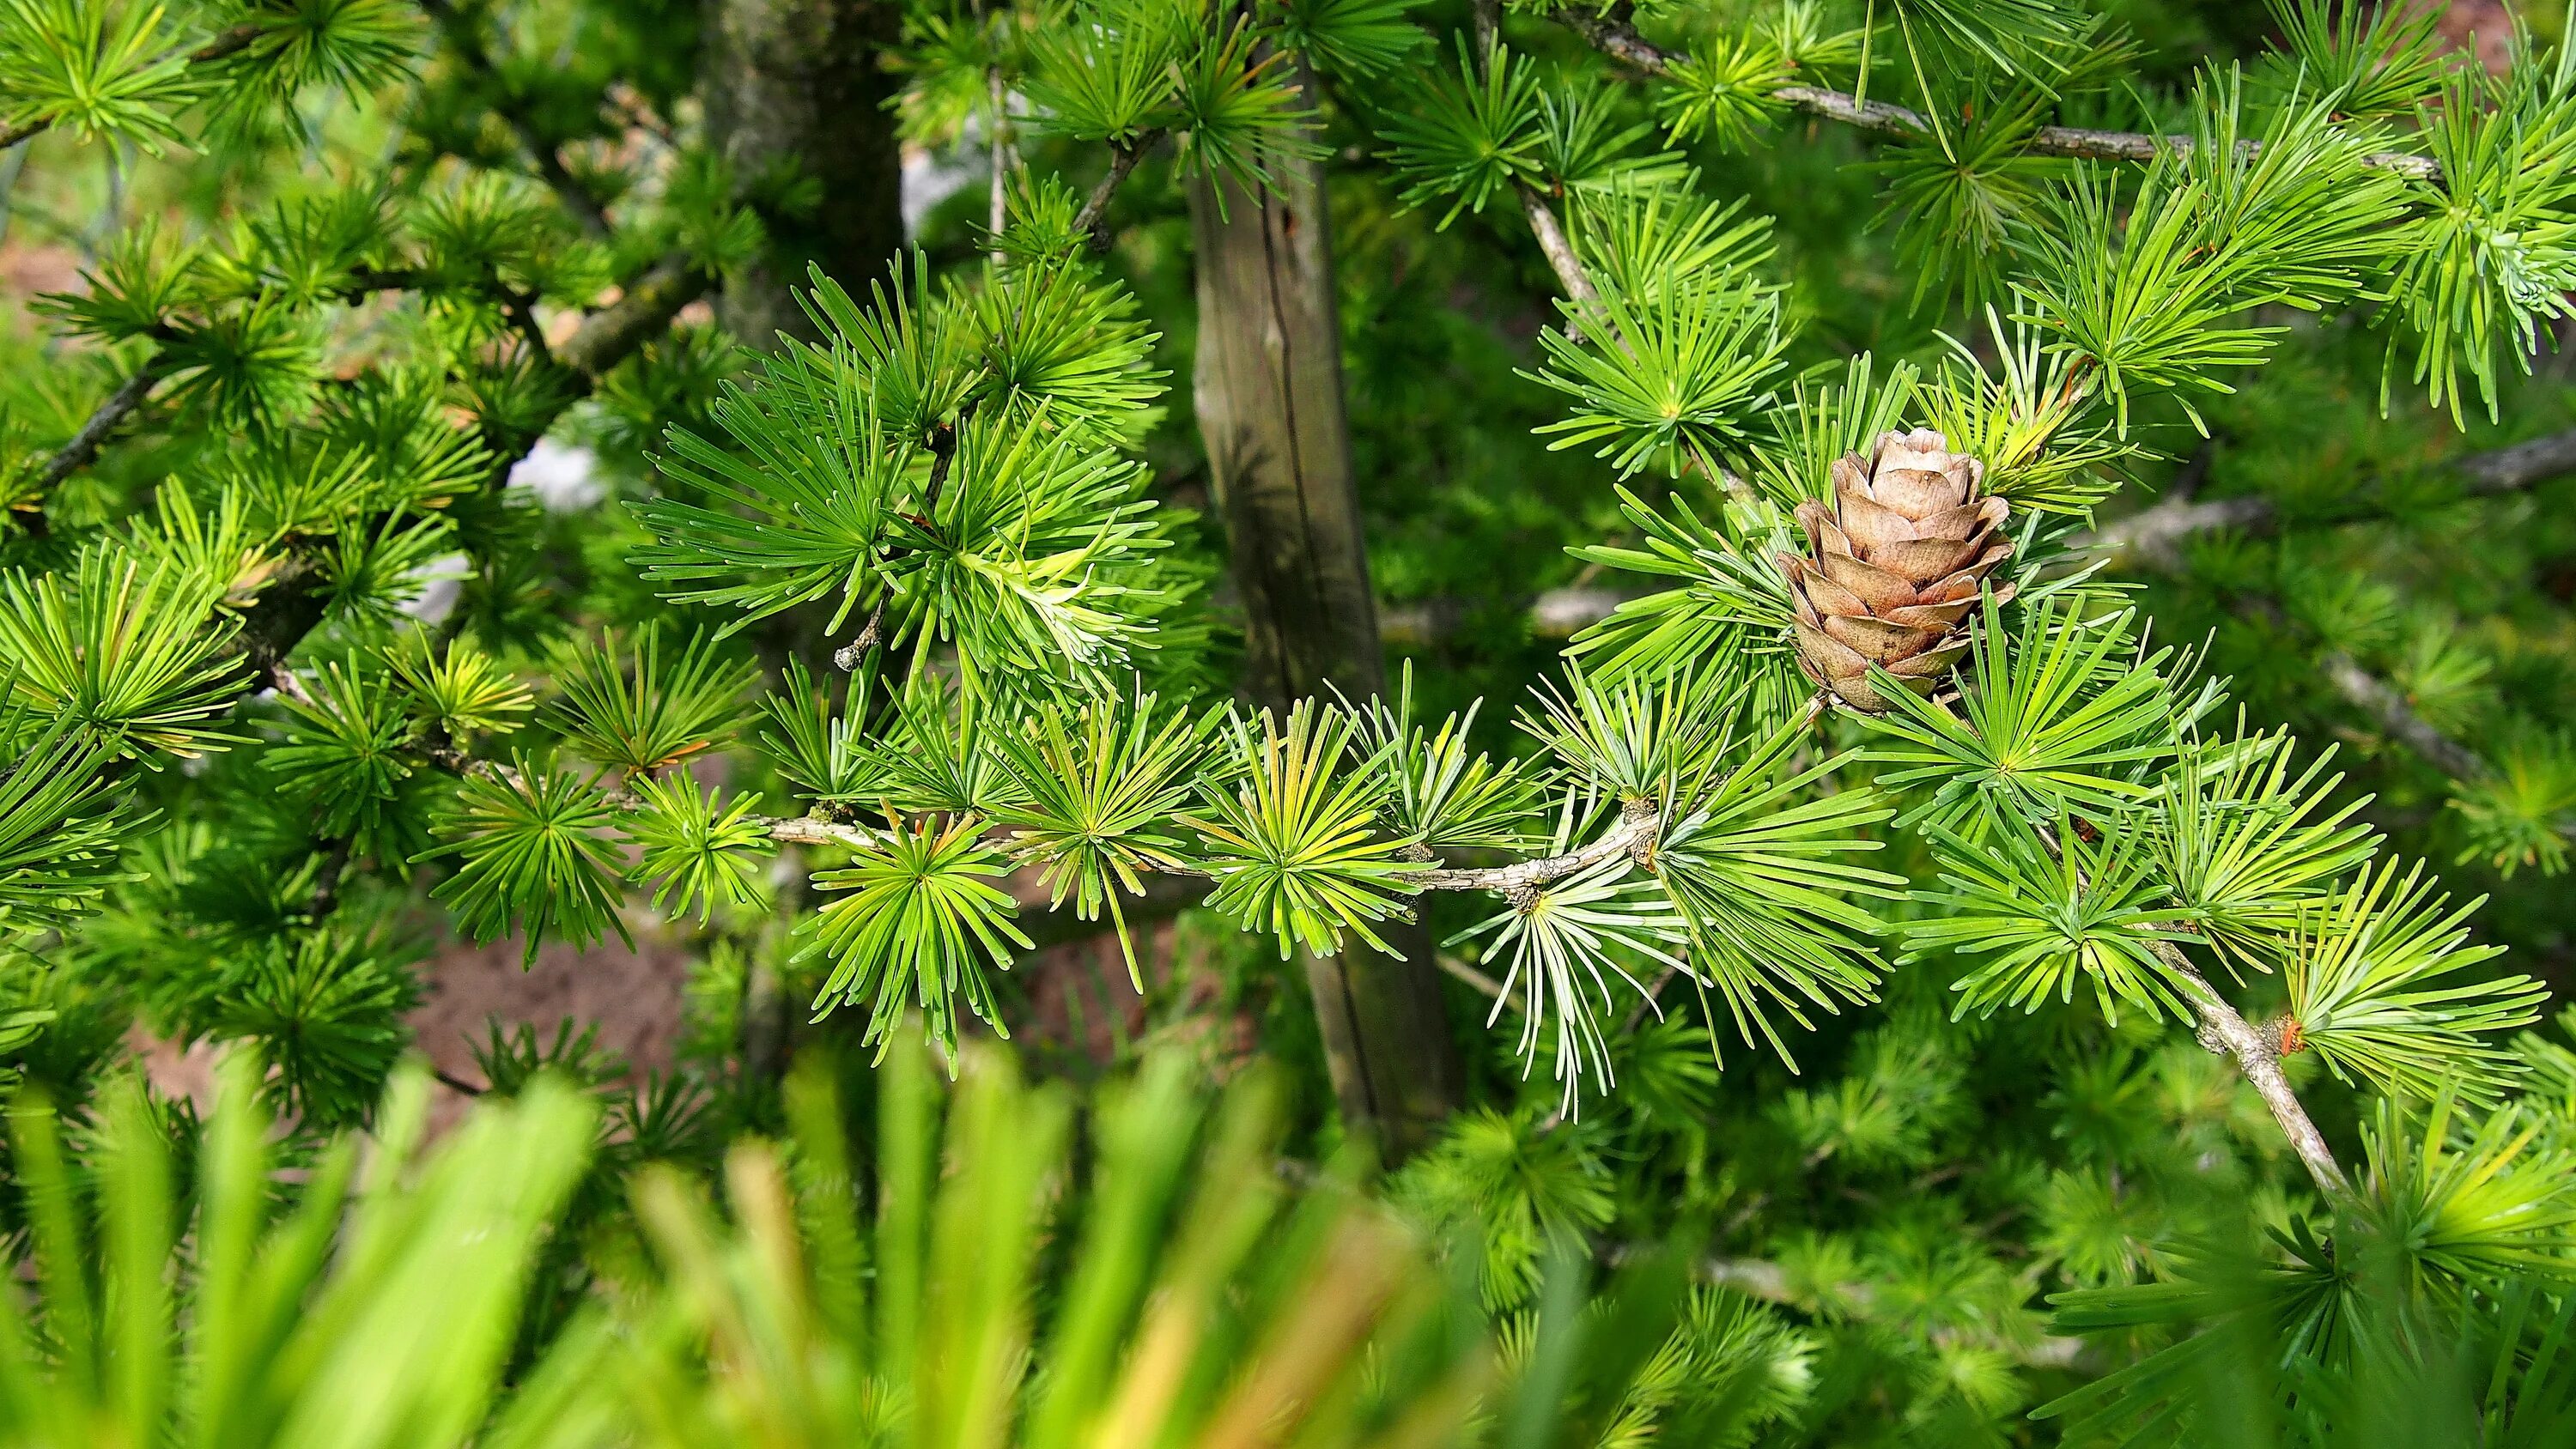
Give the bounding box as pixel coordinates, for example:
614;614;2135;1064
1776;428;2015;712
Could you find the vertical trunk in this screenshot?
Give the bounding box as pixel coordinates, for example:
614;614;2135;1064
1189;68;1462;1161
702;0;907;347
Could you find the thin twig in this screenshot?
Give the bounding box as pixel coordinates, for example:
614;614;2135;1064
1597;1245;2087;1367
418;0;615;237
2087;425;2576;567
304;835;354;921
556;256;709;381
35;358;169;492
501;288;555;367
264;660;320;711
433;1068;489;1097
2233;596;2504;790
1559;7;2441;184
2154;941;2348;1196
834;422;962;670
1473;0;1598;343
1518;185;1596;343
987;59;1013;260
2033;822;2348;1196
1437;952;1508;999
208;251;707;723
1413;801;1661;892
1075;137;1153;252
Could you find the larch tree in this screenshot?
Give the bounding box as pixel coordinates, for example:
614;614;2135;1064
3;0;2575;1444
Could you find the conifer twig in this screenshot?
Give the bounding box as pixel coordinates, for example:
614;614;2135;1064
1412;800;1660;892
0;21;263;150
2315;647;2489;783
1075;136;1155;252
1517;186;1598;336
221;255;707;706
2152;941;2348;1196
1470;0;1598;342
834;421;961;670
33;357;171;492
555;257;710;381
2033;821;2348;1197
418;0;616;238
2088;424;2576;567
1557;6;2442;184
2228;595;2549;819
987;45;1013;258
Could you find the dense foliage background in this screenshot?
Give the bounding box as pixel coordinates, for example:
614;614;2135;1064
4;0;2576;1445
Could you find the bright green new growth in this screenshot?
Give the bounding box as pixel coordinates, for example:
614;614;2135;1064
0;1043;1835;1448
8;0;2576;1442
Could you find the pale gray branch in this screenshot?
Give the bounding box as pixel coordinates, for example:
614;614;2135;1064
1561;9;2440;183
2318;648;2491;782
1519;184;1598;334
2086;425;2576;567
1602;1246;2087;1367
2038;820;2349;1197
1413;802;1661;893
2154;941;2348;1196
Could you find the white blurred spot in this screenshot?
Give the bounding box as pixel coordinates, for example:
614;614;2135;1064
402;551;473;626
902;138;986;239
508;437;605;512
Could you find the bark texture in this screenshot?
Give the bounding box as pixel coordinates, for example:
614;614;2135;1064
702;0;906;347
1190;72;1463;1159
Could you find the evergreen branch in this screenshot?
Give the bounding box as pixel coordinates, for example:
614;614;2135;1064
1075;136;1156;252
25;264;594;511
264;658;321;711
1685;1253;2087;1368
987;62;1013;256
763;814;885;850
2085;495;2273;570
1400;411;2576;646
2022;818;2349;1196
554;256;709;380
1413;798;1660;893
1557;6;2441;183
2313;644;2490;784
2151;938;2348;1195
832;421;962;671
416;0;615;238
1469;0;1598;340
2089;425;2576;567
1518;185;1599;325
501;288;554;367
225;256;703;691
32;355;172;494
0;21;260;150
2456;427;2576;494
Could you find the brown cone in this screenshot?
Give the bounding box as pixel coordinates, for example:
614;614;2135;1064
1776;427;2015;712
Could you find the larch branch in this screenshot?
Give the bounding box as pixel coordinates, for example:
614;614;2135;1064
0;21;263;150
34;359;170;493
2087;425;2576;567
418;0;616;237
1559;8;2441;183
2154;940;2349;1196
1076;136;1154;252
2038;822;2348;1197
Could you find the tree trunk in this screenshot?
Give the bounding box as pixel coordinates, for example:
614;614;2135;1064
702;0;906;347
1189;69;1463;1161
